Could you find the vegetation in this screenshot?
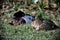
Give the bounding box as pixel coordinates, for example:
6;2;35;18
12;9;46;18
0;0;60;40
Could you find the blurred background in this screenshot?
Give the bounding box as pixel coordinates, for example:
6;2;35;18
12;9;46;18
0;0;60;40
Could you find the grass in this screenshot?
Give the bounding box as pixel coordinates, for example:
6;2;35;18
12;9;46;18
1;18;60;40
0;2;60;40
3;23;57;40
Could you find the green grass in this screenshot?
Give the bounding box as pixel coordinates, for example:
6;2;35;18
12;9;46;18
1;9;59;40
0;3;60;40
1;22;59;40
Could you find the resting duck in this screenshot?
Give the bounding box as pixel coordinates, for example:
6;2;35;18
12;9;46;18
9;11;35;26
31;16;59;30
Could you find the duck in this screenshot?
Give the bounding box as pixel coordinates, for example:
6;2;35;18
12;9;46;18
9;11;35;26
31;15;59;31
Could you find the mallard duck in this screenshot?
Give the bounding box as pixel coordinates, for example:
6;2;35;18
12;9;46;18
9;11;35;26
31;16;59;31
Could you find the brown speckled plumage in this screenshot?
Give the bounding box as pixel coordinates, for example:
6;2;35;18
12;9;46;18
31;18;59;31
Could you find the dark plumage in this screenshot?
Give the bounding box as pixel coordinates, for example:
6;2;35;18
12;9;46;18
9;11;35;26
31;16;59;31
14;11;25;18
42;20;59;30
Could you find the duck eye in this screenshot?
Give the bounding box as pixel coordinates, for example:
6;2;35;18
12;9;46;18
29;18;31;20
